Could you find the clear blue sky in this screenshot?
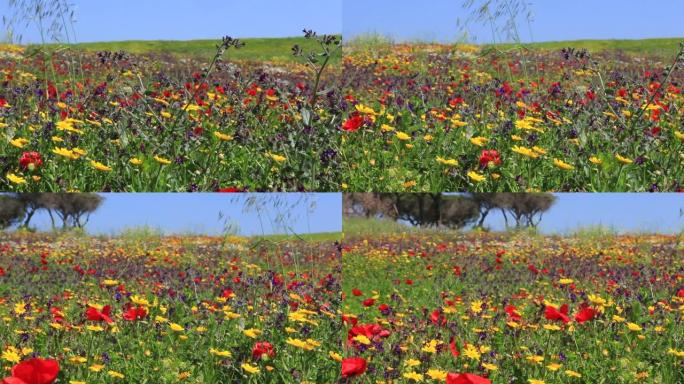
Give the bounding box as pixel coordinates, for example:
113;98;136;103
344;0;684;43
25;193;342;236
473;193;683;234
2;0;342;43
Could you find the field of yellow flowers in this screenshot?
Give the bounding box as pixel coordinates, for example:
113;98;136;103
0;233;341;383
342;231;684;383
339;44;684;192
0;37;342;192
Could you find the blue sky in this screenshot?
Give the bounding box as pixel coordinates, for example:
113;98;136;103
11;193;683;235
344;0;684;43
2;0;342;43
462;193;683;234
25;193;342;236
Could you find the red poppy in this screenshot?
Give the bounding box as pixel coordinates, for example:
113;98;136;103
449;97;464;107
351;288;363;296
430;309;446;326
19;152;43;171
449;337;460;357
446;372;491;384
342;314;358;326
544;304;570;323
252;341;275;360
649;126;661;136
574;306;596;323
218;187;241;192
678;288;684;298
47;84;57;99
347;323;389;346
479;150;501;168
341;357;367;378
504;305;522;322
2;358;59;384
49;307;64;323
0;98;6;107
342;113;363;132
85;305;113;324
362;298;375;307
123;306;147;321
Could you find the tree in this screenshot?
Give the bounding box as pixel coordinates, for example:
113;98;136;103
13;193;52;228
343;193;396;218
0;195;25;230
469;193;512;228
391;194;478;229
506;193;556;228
46;193;104;229
441;197;480;229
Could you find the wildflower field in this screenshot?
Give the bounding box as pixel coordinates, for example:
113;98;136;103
339;42;684;192
0;233;341;383
0;34;342;192
342;229;684;383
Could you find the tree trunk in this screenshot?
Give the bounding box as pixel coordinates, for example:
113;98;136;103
22;208;36;228
47;209;56;230
477;208;490;228
500;208;509;229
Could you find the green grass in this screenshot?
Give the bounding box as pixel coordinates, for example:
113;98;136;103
346;36;683;58
343;217;414;237
491;37;684;58
31;36;342;63
345;32;395;49
251;231;342;243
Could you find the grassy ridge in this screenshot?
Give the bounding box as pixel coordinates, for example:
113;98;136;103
40;36;680;61
346;35;683;57
492;37;683;57
252;231;342;242
34;36;342;62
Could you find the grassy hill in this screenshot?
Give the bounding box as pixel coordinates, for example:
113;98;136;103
251;231;341;242
346;34;683;58
492;37;683;58
33;36;342;62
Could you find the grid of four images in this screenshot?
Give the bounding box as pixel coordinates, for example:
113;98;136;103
0;0;682;383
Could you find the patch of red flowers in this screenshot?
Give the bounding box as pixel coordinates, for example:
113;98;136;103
504;305;522;322
252;341;275;360
19;152;43;171
430;308;446;326
1;358;59;384
341;357;366;378
218;187;242;192
479;149;501;168
544;304;570;323
347;323;389;347
342;113;363;132
85;305;113;324
123;305;147;321
574;305;597;323
446;372;491;384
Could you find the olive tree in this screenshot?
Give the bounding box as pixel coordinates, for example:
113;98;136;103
0;195;25;230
